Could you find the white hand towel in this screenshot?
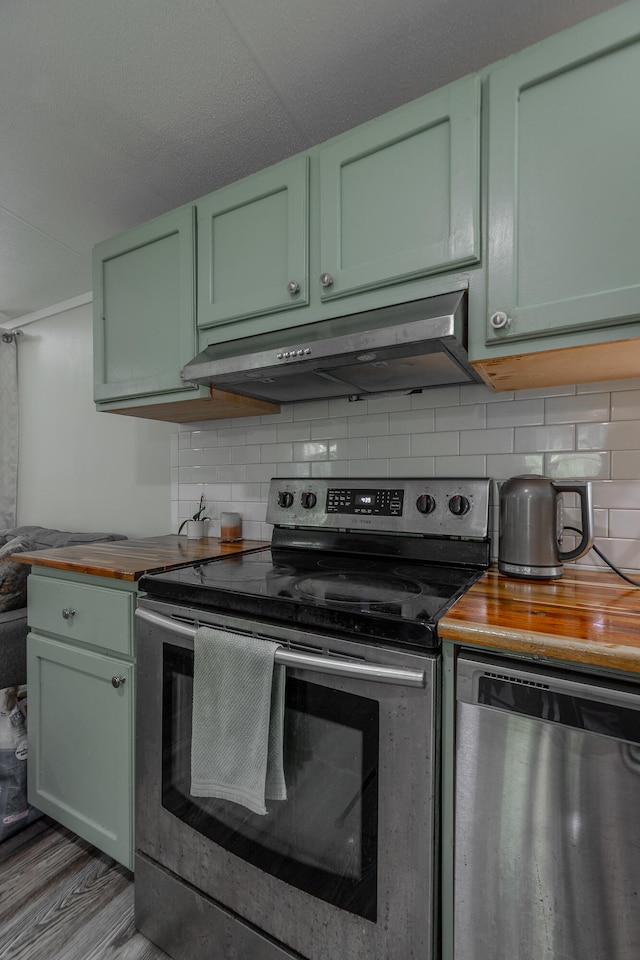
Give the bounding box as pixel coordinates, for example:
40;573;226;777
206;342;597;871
190;625;287;815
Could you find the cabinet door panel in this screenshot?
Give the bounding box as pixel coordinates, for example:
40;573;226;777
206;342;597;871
27;634;133;868
319;74;480;300
93;206;196;401
487;3;640;344
198;155;309;327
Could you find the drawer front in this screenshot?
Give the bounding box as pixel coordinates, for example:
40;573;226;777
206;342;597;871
28;575;134;657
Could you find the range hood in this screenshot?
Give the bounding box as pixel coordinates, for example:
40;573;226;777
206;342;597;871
181;290;481;404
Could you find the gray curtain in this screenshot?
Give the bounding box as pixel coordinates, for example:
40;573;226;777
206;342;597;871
0;330;20;528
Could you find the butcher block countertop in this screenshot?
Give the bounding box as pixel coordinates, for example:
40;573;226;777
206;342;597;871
12;535;269;581
440;565;640;675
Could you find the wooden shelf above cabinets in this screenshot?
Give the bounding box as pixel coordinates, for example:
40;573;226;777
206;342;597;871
101;385;280;423
473;337;640;393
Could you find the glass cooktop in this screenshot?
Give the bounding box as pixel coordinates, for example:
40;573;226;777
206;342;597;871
139;546;484;650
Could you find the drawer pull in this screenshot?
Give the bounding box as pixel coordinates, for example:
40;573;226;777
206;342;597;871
61;608;76;620
111;676;126;689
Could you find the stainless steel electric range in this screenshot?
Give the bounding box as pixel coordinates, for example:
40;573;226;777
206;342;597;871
134;477;492;960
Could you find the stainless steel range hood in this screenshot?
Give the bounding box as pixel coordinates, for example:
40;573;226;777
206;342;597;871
181;290;481;403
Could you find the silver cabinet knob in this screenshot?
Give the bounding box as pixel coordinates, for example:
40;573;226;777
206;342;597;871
287;280;300;295
62;608;76;620
320;273;334;288
489;311;512;329
111;676;126;689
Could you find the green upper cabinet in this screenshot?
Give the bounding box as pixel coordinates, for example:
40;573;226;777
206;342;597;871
485;1;640;347
318;74;481;301
197;155;309;329
93;206;198;402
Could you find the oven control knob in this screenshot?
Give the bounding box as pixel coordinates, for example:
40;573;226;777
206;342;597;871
278;491;294;508
416;494;436;515
448;495;470;516
301;492;317;509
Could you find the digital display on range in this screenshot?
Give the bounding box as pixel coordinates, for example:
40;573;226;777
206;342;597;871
327;487;404;516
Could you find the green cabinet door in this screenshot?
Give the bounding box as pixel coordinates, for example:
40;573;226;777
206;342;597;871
318;74;480;301
93;206;197;402
486;1;640;347
27;633;133;869
197;155;309;328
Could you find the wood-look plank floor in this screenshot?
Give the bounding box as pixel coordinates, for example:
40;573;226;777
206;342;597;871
0;820;171;960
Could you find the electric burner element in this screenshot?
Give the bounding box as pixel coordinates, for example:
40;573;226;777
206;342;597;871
292;572;422;605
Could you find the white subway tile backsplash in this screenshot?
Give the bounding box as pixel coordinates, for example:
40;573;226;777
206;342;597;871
230;444;262;465
367;435;411;459
462;428;513;455
330;438;367;461
178;448;204;467
262;442;294;463
169;377;640;570
203;447;232;466
611;389;640;420
246;423;277;445
365;394;412;414
349;459;390;477
278;462;311;478
277;421;312;442
434;455;486;476
389;457;435;477
312;418;348;440
612;450;640;479
217;426;248;446
231;483;263;502
609;509;640;540
460;383;510;405
515;424;574;453
312;461;349;477
411;431;459;457
189;429;219;448
293;400;330;421
486;453;544;477
292;440;327;462
349;413;390;437
591;480;640;509
388;409;434;435
436;404;486;431
578;420;640;451
218;464;247;483
545;393;610;424
487;398;545;428
411;385;460;408
546;451;610;479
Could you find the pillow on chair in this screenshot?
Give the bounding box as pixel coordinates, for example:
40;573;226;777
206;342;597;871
0;536;35;613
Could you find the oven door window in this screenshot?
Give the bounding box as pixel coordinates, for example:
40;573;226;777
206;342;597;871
162;644;379;920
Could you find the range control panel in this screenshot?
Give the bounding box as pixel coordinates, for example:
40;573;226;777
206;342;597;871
266;477;492;539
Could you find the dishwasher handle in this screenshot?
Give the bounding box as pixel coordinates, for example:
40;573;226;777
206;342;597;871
457;654;640;746
135;605;426;688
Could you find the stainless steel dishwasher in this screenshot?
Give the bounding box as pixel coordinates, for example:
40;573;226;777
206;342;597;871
454;652;640;960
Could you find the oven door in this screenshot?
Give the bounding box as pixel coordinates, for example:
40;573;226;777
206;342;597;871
135;599;439;960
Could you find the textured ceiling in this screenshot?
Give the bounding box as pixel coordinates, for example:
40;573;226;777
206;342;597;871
0;0;626;322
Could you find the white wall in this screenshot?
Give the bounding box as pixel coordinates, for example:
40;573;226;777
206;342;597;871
16;303;172;537
172;377;640;572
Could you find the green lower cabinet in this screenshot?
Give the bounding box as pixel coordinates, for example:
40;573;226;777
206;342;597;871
26;571;136;870
484;0;640;350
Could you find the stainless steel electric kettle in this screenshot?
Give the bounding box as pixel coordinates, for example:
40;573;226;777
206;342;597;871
498;475;594;579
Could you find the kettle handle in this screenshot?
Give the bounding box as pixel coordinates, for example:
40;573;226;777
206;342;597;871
553;481;594;562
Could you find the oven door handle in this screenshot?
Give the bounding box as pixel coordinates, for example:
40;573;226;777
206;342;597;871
135;606;427;688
